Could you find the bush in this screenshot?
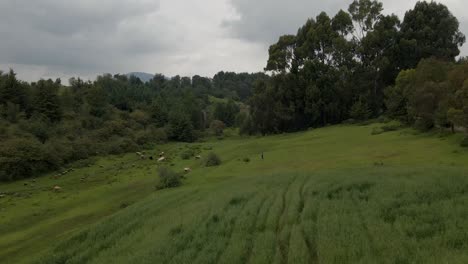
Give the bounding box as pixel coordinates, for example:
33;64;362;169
243;157;250;163
180;149;194;160
349;100;371;121
460;136;468;148
205;152;221;167
0;137;48;181
156;167;182;189
371;122;402;135
415;118;434;131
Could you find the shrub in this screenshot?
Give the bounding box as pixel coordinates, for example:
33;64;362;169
460;136;468;148
243;157;250;163
415;118;434;131
371;127;384;135
180;149;194;160
0;137;48;181
381;122;402;132
349;100;371;121
205;152;221;167
372;122;402;135
156;167;182;189
210;120;226;136
152;128;168;143
134;130;153;145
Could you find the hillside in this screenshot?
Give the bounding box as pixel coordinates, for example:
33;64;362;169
1;124;467;263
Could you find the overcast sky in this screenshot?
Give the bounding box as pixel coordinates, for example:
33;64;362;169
0;0;467;82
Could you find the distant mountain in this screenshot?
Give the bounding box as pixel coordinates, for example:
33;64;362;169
127;72;154;83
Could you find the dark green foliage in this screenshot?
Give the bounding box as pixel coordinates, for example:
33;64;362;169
212;71;268;100
168;113;196;143
399;1;465;69
0;138;48;181
239;115;256;136
213;100;239;127
156;167;182;189
0;69;263;182
384;59;468;143
248;1;465;135
204;152;221;167
32;79;62;122
349;100;372;121
180;149;195;160
371;122;402;135
209;120;225;136
460;137;468;148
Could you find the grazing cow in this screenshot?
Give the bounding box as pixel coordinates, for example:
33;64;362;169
158;156;166;162
184;168;191;173
136;152;142;156
195;155;202;159
141;155;146;160
53;186;62;192
0;194;5;199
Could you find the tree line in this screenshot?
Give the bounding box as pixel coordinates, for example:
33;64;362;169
0;71;264;181
246;0;465;135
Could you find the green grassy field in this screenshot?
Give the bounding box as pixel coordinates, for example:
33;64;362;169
1;124;468;263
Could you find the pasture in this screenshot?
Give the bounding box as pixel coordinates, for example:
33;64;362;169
1;124;468;263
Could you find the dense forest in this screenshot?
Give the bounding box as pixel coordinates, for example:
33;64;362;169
248;0;466;134
0;70;266;181
1;0;467;182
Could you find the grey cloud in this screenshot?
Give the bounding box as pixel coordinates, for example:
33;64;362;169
224;0;468;56
1;0;467;82
0;0;166;76
223;0;349;44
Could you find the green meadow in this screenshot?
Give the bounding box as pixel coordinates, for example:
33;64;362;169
1;123;468;263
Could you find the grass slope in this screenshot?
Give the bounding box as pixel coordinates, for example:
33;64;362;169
1;124;468;263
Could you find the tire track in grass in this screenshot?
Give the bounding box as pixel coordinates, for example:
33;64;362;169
297;175;309;223
216;194;267;264
240;195;268;263
275;175;299;264
285;175;314;264
351;195;378;260
174;192;254;264
43;189;198;263
248;189;283;264
186;193;255;264
299;174;320;264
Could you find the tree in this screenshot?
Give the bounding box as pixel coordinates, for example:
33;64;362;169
130;110;151;129
384;69;416;122
167;112;196;142
0;137;47;181
0;69;29;112
265;35;296;73
349;99;371;121
32;79;62;122
348;0;383;41
210;120;226;136
399;1;465;69
213;100;240;127
85;85;108;117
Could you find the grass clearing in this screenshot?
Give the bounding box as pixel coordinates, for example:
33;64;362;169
1;124;468;263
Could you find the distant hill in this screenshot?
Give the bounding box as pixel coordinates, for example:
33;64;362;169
127;72;154;83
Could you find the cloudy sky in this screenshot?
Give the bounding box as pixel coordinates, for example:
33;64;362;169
0;0;467;82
